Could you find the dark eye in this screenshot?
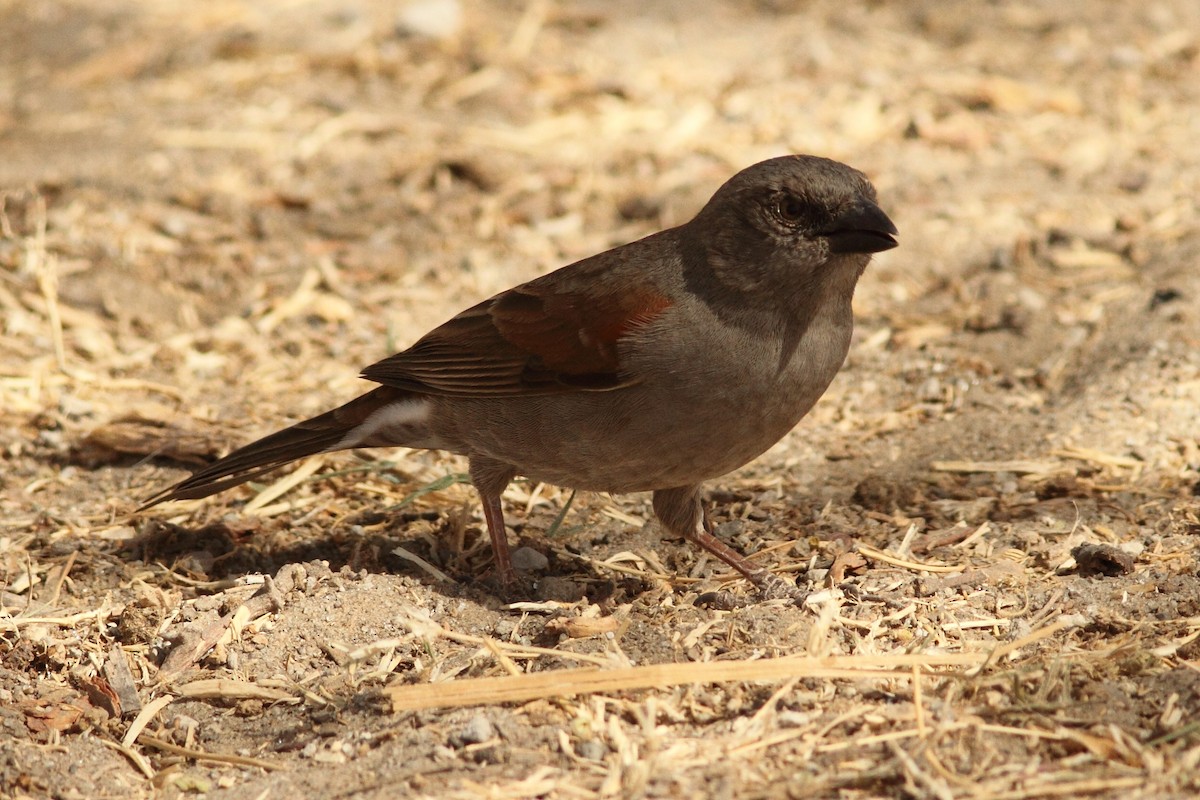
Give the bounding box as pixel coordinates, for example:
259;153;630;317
772;193;806;226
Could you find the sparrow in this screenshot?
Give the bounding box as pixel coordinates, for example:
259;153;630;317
142;155;897;600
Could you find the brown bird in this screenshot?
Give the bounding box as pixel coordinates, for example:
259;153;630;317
142;155;897;600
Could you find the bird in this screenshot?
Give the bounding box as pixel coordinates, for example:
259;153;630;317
141;155;897;601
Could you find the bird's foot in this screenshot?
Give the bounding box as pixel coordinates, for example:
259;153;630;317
751;571;810;604
694;571;809;610
480;567;538;603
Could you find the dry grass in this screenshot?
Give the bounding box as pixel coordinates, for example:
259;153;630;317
2;1;1200;798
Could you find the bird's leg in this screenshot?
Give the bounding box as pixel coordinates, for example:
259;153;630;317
469;457;519;585
653;485;808;604
479;491;515;585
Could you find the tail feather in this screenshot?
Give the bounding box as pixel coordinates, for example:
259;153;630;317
140;386;413;509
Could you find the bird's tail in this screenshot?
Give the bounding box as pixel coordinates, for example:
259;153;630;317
140;385;423;508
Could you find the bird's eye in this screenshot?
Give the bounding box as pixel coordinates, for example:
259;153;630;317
772;193;806;226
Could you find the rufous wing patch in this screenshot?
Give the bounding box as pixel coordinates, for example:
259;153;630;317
361;287;671;395
493;287;672;381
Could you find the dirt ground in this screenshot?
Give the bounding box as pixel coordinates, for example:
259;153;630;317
2;1;1199;798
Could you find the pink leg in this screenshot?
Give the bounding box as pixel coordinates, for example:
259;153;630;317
470;456;518;584
654;485;807;603
480;491;515;585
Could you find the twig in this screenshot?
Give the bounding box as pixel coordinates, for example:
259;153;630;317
386;653;985;711
139;735;282;772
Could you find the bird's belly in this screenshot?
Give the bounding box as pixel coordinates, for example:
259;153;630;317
430;368;837;493
427;304;853;492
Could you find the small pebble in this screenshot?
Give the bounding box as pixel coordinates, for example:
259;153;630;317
511;546;549;572
577;740;606;761
459;713;495;745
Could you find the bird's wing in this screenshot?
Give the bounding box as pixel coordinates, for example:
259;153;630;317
361;270;673;396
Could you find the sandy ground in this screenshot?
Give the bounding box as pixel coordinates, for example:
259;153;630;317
2;1;1199;798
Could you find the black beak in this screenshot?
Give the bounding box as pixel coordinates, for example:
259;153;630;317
823;201;898;254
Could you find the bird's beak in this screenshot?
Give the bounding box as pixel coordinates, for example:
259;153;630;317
823;201;898;254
